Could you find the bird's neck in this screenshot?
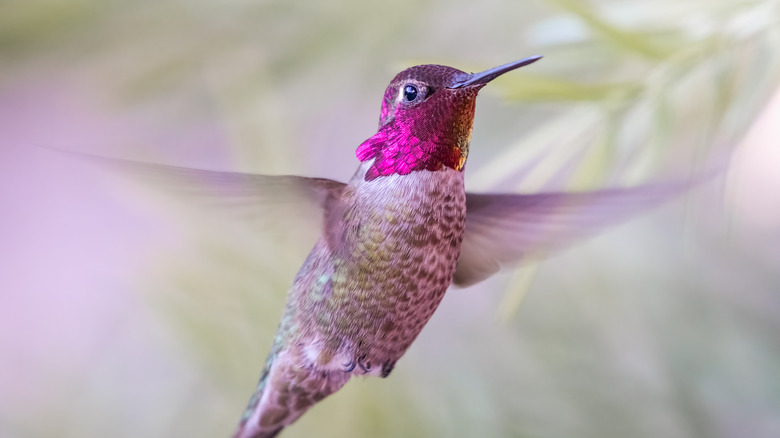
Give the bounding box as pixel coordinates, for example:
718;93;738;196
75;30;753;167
355;121;471;182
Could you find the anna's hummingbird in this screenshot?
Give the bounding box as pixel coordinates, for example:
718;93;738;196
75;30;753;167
235;56;547;438
54;56;693;438
228;55;682;438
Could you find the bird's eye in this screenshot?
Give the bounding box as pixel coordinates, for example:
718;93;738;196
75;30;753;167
403;84;418;102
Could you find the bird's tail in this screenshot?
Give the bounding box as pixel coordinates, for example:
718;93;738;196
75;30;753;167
232;350;350;438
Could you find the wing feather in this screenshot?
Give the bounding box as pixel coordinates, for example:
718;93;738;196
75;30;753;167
454;182;690;287
49;149;346;235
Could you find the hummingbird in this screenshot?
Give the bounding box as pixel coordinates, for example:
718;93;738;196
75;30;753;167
51;56;694;438
235;57;551;438
228;55;681;437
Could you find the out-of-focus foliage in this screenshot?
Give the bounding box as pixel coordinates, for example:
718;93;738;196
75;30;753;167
3;1;780;438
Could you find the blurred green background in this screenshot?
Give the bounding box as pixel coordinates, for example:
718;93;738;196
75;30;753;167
2;0;780;437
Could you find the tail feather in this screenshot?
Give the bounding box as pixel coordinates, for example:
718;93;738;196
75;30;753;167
233;350;350;438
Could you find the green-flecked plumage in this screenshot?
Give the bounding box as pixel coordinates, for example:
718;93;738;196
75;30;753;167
232;59;506;438
235;162;466;438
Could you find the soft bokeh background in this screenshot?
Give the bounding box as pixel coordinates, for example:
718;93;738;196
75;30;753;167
2;1;780;437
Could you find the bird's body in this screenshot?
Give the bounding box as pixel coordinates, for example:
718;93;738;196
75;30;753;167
54;56;694;438
237;164;466;437
230;55;515;438
232;58;503;437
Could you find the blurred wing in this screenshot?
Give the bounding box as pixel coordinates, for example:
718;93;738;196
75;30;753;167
53;150;346;231
453;182;689;287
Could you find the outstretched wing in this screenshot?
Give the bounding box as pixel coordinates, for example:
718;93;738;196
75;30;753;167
453;182;691;287
49;149;347;234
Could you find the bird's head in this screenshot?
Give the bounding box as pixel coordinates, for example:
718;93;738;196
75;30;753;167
356;56;542;181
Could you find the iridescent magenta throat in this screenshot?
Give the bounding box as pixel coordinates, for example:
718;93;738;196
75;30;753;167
355;122;465;181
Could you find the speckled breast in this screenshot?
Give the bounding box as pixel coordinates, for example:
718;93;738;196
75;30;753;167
288;165;466;377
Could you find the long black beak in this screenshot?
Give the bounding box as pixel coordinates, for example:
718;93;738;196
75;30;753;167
448;55;542;89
